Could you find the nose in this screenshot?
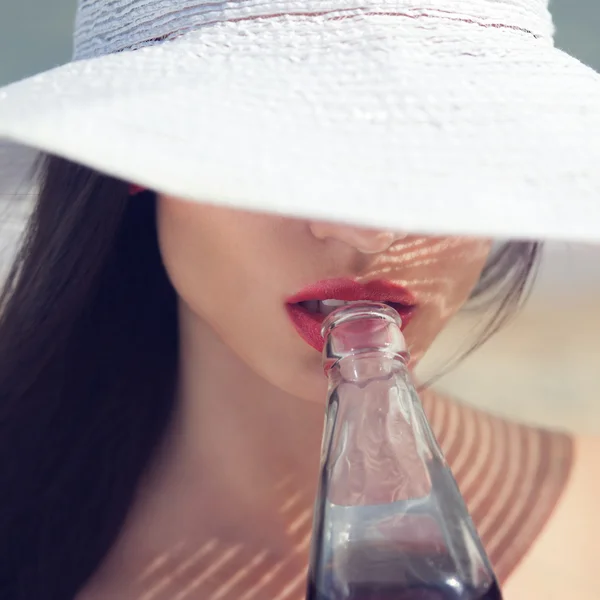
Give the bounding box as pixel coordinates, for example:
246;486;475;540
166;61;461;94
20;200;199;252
309;221;407;254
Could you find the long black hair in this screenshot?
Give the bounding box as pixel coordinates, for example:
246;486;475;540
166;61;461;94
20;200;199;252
0;154;540;599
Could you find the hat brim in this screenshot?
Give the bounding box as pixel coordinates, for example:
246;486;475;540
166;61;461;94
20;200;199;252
1;14;599;242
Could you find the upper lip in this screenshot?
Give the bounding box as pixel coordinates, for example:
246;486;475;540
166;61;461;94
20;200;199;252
286;278;417;307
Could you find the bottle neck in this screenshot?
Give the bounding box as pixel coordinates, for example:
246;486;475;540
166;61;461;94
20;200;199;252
326;350;410;388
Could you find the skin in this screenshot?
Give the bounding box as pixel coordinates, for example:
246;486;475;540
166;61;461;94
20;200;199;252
79;197;598;600
156;199;492;402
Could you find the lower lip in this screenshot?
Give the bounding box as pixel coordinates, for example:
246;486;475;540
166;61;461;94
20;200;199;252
285;304;415;353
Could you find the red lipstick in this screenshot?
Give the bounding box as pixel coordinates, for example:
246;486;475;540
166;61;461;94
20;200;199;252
286;278;416;352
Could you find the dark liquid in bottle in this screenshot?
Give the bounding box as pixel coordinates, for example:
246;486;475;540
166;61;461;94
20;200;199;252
307;578;502;600
306;546;502;600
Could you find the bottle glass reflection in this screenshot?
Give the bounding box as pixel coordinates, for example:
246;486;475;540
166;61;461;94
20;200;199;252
306;302;502;600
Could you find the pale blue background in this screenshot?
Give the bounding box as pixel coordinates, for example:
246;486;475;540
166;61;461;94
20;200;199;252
0;0;598;85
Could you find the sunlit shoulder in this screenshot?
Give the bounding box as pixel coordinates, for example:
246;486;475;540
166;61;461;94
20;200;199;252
502;435;600;600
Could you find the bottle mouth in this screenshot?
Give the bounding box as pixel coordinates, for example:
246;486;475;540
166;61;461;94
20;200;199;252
321;302;408;370
321;301;402;339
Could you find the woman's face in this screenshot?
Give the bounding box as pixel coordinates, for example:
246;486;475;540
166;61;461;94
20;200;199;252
157;196;492;402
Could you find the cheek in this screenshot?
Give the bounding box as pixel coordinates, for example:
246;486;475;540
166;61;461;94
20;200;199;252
425;239;493;315
156;199;277;389
156;197;244;327
157;199;210;304
369;238;492;361
412;239;492;358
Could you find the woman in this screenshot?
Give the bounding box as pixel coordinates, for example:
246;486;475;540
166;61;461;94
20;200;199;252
0;0;599;598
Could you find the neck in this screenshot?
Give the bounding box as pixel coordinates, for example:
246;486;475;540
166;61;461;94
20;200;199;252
126;303;325;554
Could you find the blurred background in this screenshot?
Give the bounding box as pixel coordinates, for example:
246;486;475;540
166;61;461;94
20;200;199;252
0;0;599;433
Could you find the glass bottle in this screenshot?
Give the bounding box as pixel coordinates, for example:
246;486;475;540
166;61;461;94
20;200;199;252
306;302;502;600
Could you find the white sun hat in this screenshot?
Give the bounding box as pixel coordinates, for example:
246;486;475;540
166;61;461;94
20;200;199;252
0;0;599;242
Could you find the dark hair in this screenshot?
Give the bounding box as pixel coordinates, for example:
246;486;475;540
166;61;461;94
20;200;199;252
0;155;178;599
0;155;540;599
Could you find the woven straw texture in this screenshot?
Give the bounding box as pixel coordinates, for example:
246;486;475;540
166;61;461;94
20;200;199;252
1;2;600;241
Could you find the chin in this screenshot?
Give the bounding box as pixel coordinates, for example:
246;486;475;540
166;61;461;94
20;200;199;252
285;360;329;404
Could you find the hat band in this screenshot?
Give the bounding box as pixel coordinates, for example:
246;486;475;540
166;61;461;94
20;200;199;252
73;0;554;61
